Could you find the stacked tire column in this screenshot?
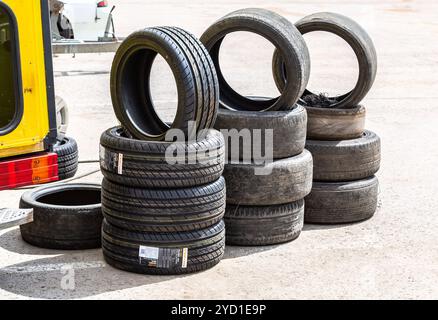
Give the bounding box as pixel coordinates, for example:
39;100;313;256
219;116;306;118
100;27;226;274
272;13;381;224
201;9;313;245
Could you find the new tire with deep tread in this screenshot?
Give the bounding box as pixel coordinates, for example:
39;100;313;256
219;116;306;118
200;8;310;111
53;136;78;180
272;12;377;109
222;150;313;206
111;26;219;141
100;127;225;188
225;200;304;246
214;105;307;159
102;219;225;275
305;176;379;224
101;177;226;233
306;130;380;182
19;184;102;249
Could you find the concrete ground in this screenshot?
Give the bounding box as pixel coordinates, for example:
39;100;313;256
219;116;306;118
1;0;438;299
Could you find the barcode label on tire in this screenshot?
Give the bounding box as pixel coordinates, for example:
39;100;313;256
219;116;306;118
138;246;188;269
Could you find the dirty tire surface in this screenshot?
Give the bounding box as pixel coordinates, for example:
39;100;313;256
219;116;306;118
101;177;226;233
111;26;219;140
201;8;310;111
305;176;379;224
53;136;78;180
214;105;307;159
222;150;313;205
102;219;225;275
225;200;304;246
306;105;366;140
306;130;380;181
100;127;225;188
19;184;102;249
272;12;377;109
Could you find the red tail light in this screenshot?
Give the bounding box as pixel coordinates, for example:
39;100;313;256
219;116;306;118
0;153;59;190
97;1;108;7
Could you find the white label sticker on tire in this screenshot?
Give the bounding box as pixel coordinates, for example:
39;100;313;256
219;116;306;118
117;153;123;174
139;246;159;259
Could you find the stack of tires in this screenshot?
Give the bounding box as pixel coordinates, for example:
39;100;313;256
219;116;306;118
272;13;381;224
203;8;314;245
99;27;226;274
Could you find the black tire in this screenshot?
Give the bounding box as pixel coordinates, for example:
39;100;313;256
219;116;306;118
111;26;218;141
53;136;78;180
102;219;225;275
272;12;377;109
305;176;379;224
101;177;226;233
100;126;225;188
200;8;310;112
225;200;304;246
214;105;307;159
19;184;102;249
306;130;380;181
306;105;366;140
223;150;313;206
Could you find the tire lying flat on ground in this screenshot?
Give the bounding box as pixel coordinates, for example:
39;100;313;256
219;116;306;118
111;26;219;141
102;219;225;275
200;8;310;111
225;200;304;246
101;177;226;233
305;176;379;224
19;184;102;249
306;105;366;140
53;136;78;180
306;130;380;181
214;105;307;159
272;12;377;109
223;150;313;206
100;127;225;188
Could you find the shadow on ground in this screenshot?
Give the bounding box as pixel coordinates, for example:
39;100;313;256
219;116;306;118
0;250;180;299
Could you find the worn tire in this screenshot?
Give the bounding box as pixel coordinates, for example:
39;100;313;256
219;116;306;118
225;200;304;246
101;177;226;233
305;176;379;224
102;219;225;275
100;126;225;188
306;130;380;181
111;26;218;141
200;8;310;111
53;136;78;180
306;105;366;140
214;105;307;159
223;150;313;205
272;12;377;108
19;184;102;249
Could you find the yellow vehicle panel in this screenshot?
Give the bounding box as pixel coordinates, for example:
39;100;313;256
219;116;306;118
0;0;56;158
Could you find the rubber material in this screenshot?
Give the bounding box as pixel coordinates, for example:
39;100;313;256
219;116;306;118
100;126;225;188
214;105;307;159
200;8;310;111
53;136;78;180
225;200;304;246
305;176;379;224
272;12;377;109
19;183;102;249
111;26;219;141
101;177;226;233
306;130;380;181
102;219;225;275
222;150;313;205
306;105;366;140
